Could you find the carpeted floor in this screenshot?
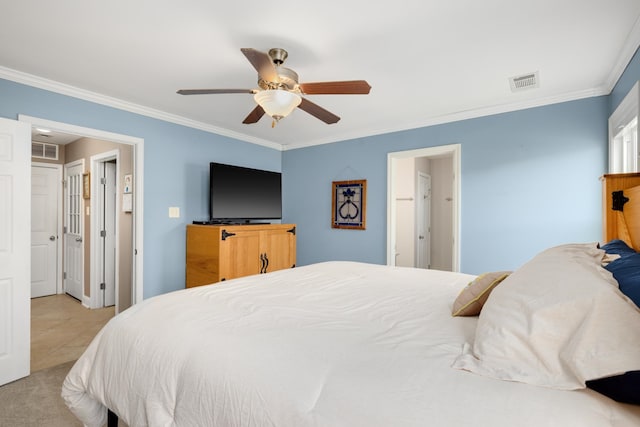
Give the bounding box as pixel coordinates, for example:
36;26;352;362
0;360;82;427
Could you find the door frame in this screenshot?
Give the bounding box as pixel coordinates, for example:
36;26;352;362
31;162;64;294
90;151;120;310
19;115;144;308
387;144;461;271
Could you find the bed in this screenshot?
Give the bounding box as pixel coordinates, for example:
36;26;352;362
62;184;640;427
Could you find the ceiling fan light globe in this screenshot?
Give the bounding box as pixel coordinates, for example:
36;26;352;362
254;90;301;119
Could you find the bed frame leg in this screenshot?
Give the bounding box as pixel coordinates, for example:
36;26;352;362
107;409;118;427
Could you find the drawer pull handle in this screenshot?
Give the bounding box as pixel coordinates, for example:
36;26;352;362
259;253;270;273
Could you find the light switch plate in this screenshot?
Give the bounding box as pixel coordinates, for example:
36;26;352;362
168;207;180;218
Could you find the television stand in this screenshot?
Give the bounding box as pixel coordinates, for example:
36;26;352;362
186;223;297;287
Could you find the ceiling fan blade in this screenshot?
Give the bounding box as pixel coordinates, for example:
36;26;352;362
177;89;253;95
242;105;266;124
241;48;279;83
299;80;371;95
298;98;340;124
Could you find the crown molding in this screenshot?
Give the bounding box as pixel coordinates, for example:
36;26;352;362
283;87;607;151
604;14;640;92
0;66;284;151
0;58;628;153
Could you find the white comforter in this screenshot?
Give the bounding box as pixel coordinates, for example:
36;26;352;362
62;261;640;426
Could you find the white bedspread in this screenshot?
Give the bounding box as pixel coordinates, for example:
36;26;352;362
62;261;640;426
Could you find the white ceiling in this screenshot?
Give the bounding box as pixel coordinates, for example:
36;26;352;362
3;1;640;150
31;128;81;145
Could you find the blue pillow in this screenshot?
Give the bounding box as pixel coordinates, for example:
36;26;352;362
587;371;640;405
600;239;637;257
605;252;640;308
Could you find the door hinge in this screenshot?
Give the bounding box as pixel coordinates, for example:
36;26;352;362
63;272;67;279
63;226;67;234
100;283;106;290
612;190;629;211
100;177;107;185
221;229;236;240
100;230;106;237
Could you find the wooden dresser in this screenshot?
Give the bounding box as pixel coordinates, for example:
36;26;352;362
186;223;296;288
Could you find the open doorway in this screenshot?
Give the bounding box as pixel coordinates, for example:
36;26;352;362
387;144;461;271
23;115;144;372
92;154;119;309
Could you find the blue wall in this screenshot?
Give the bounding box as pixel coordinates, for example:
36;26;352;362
0;79;281;298
283;44;640;274
283;46;640;274
2;43;638;297
283;98;609;274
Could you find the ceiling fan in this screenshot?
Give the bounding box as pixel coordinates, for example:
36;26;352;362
177;48;371;127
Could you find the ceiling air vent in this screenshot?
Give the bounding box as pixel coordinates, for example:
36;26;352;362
509;72;539;92
32;141;59;160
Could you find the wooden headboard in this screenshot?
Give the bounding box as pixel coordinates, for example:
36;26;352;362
602;173;640;251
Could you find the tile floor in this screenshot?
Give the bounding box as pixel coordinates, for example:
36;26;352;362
31;294;114;372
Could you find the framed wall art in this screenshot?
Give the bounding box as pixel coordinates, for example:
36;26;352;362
83;172;91;199
331;179;366;230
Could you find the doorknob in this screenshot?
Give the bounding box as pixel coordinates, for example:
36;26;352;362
75;237;83;242
49;235;56;241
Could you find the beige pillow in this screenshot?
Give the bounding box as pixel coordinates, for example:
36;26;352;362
452;271;511;316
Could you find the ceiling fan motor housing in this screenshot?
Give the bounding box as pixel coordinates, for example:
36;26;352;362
268;48;288;65
259;67;299;91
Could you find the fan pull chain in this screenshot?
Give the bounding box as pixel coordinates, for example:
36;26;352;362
271;116;283;128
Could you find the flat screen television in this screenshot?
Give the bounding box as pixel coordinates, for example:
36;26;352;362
209;162;282;222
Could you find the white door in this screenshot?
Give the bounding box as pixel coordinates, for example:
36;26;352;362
416;173;431;269
31;165;59;298
64;161;84;301
394;158;416;267
0;118;31;385
100;162;116;307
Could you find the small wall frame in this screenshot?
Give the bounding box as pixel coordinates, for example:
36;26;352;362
331;179;366;230
82;172;91;199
